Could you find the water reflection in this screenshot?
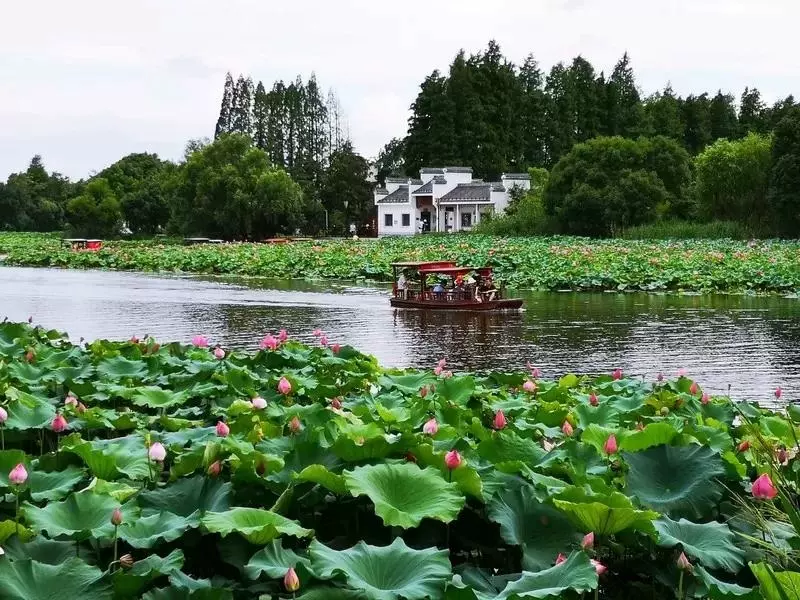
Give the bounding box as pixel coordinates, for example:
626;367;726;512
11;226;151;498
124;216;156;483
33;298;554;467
1;267;799;405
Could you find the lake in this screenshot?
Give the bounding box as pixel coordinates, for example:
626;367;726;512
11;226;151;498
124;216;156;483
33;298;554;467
2;266;799;405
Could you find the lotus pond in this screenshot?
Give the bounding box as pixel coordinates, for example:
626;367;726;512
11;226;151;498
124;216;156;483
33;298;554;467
1;321;800;599
3;232;800;294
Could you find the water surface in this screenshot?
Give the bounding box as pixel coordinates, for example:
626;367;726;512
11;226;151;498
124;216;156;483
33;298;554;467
2;266;799;405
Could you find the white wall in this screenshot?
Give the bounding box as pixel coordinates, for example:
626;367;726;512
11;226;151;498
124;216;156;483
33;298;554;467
492;189;509;214
377;205;416;236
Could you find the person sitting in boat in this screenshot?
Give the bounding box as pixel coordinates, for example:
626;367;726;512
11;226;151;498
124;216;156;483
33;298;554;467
432;281;445;298
483;277;498;301
397;272;408;299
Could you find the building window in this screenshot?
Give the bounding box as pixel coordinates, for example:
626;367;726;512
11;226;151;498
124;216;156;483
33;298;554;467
401;213;410;227
461;212;472;228
384;214;392;227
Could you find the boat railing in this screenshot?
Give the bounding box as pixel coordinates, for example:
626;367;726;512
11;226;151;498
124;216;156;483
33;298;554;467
395;288;501;302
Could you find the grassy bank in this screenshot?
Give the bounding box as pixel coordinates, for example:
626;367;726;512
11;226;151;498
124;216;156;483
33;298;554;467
0;320;798;598
1;231;800;294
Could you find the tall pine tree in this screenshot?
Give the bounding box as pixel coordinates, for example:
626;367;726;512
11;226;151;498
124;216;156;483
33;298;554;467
708;90;738;141
739;87;767;135
253;81;268;150
605;52;643;137
214;73;235;138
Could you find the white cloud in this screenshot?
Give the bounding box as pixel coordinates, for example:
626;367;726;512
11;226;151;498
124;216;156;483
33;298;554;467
1;0;798;179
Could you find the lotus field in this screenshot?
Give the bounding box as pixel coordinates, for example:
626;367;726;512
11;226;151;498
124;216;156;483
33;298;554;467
2;321;800;599
3;231;800;293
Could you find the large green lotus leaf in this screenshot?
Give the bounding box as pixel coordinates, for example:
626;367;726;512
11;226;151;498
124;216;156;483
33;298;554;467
687;423;734;453
61;433;149;480
695;566;759;599
83;478;140;503
139;476;231;523
495;551;598;599
132;386;188;409
0;449;28;488
412;443;483;500
28;466;85;501
309;537;452;600
553;487;659;537
0;557;113;600
654;517;745;572
0;519;33;543
487;485;581;570
333;423;400;462
201;507;312;545
446;566;507;600
619;422;681;453
244;539;311;580
624;444;725;518
113;549;185;598
438;376;475;406
344;462;465;528
294;464;347;495
142;586;233;600
24;491;130;541
296;588;368;600
3;387;57;430
574;403;620;428
478;432;546;466
119;511;191;548
579;425;628;455
1;535;76;564
750;562;800;600
97;355;148;380
558;440;614;483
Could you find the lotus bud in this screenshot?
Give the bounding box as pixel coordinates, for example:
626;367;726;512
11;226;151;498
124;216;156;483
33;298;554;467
111;508;123;527
445;450;462;470
493;410;507;430
27;316;33;323
320;335;329;347
9;463;27;485
278;329;288;343
660;406;670;416
0;407;7;424
677;368;687;377
312;329;323;337
752;473;778;500
419;386;428;398
119;554;135;569
216;421;230;437
778;447;788;464
737;440;750;453
332;343;341;354
701;393;710;405
676;552;692;572
65;394;78;407
555;553;567;565
251;396;267;410
589;393;598;407
612;368;622;380
405;452;417;463
289;416;302;433
656;372;664;382
256;461;266;476
776;387;783;400
689;382;699;395
581;532;594;550
148;442;166;462
207;460;222;477
561;421;574;437
192;335;209;348
603;434;618;455
277;377;292;395
591;559;607;575
522;380;536;393
330;398;342;410
25;350;35;363
260;335;278;351
438;358;447;368
284;567;300;592
51;413;68;433
213;347;225;360
423;418;439;435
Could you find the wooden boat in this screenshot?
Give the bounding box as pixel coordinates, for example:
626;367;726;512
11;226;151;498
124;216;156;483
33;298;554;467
390;262;523;311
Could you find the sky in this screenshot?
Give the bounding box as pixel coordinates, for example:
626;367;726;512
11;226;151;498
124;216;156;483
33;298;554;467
1;0;798;181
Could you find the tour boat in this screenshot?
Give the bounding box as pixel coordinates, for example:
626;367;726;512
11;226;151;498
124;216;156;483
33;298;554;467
390;261;523;311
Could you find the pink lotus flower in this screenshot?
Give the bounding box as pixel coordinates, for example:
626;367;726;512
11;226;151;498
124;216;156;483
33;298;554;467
111;508;123;527
284;567;300;592
656;372;664;382
603;434;618;455
778;447;788;465
701;393;710;405
251;396;267;410
522;380;536;393
776;387;783;400
752;473;778;500
493;411;507;430
260;335;278;351
612;369;623;380
591;559;607;575
277;377;292;395
278;329;288;343
214;347;225;360
216;421;230;437
332;343;341;354
434;366;443;376
555;553;567;565
207;460;222;477
423;418;439;435
65;394;78;407
676;552;692;572
51;414;68;433
192;335;209;348
420;386;428;398
677;368;687;377
445;450;463;470
438;358;447;368
9;463;27;485
589;393;599;407
689;382;699;395
581;532;594;550
330;398;342;410
526;362;541;378
320;335;329;347
737;440;750;453
148;442;166;462
0;407;7;424
561;421;574;437
312;329;323;338
289;416;302;433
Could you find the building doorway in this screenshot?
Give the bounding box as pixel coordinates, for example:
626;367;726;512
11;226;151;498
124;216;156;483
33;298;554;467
420;210;431;233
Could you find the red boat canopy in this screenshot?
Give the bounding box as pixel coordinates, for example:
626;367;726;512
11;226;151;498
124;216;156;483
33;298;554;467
391;261;456;269
417;266;494;277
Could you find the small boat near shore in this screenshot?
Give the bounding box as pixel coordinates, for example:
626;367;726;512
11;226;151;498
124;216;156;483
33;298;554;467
389;261;523;311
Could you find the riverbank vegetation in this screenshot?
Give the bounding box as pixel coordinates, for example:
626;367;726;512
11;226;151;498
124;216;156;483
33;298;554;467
2;232;800;294
0;320;799;598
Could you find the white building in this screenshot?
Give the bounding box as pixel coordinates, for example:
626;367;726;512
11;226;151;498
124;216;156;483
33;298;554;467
374;167;530;236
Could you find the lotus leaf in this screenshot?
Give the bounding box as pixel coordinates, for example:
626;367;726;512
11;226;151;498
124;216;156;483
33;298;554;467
201;507;312;544
655;517;745;572
553;487;659;536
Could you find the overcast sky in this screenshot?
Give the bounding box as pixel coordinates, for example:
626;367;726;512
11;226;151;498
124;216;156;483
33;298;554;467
1;0;798;180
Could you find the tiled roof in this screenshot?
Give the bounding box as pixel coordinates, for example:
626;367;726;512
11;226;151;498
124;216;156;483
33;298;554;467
502;172;531;180
490;183;505;192
443;166;473;173
433;175;447;184
385;177;408;183
439;183;491;203
412;181;433;195
420;168;444;174
377;186;410;204
375;187;389;195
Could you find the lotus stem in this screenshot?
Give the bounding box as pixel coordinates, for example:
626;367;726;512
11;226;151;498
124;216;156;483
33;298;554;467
593;587;598;600
678;570;684;600
1;424;4;450
14;491;20;536
112;525;119;571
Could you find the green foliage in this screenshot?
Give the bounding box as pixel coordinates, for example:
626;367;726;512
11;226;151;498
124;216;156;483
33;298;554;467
767;108;800;237
65;178;122;238
619;219;755;240
0;156;76;232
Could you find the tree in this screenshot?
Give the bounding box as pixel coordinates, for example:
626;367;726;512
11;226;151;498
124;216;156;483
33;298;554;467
214;73;235;138
694;133;772;225
231;76;254;138
0;156;75;231
739;87;767;135
708;90;738;141
374;138;406;183
404;70;455;174
643;85;684;140
65;178;122;237
605;52;643;138
767;108;800;236
682;94;712;154
517;54;549;167
253;81;269;151
320;142;372;231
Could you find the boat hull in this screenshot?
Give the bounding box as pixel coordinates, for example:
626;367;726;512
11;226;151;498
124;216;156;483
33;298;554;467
390;297;523;311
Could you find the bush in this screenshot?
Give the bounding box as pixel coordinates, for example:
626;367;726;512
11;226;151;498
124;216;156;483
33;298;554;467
65;178;122;237
618;219;758;240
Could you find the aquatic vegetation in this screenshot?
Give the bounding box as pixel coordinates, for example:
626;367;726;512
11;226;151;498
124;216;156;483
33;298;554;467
3;231;800;293
1;321;800;597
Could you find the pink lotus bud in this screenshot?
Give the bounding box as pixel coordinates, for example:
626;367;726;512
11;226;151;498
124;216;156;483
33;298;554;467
676;552;692;572
0;407;7;424
312;329;323;338
581;532;594;550
9;463;27;485
25;350;35;363
148;442;166;462
284;567;300;592
591;559;607;575
778;447;788;464
420;386;428;398
493;411;507;430
561;421;574;436
260;335;278;351
423;418;439;435
589;393;598;407
332;343;341;354
130;336;140;344
776;387;783;400
111;508;123;527
277;377;292;395
251;396;267;410
216;421;230;437
51;414;68;433
320;335;329;347
445;450;462;470
438;358;447;368
207;460;222;477
737;440;750;453
656;372;664;382
701;393;710;405
192;335;209;348
527;362;541;378
213;347;225;360
330;397;342;410
522;380;536;393
752;473;778;500
689;382;699;395
289;416;302;433
65;394;78;407
677;368;687;377
434;366;443;376
603;434;618;455
278;329;288;343
119;554;135;569
555;553;567;565
405;452;417;463
612;369;622;380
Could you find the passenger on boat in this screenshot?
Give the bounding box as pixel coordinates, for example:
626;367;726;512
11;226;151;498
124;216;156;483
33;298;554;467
397;272;407;299
483;277;498;301
432;282;445;298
